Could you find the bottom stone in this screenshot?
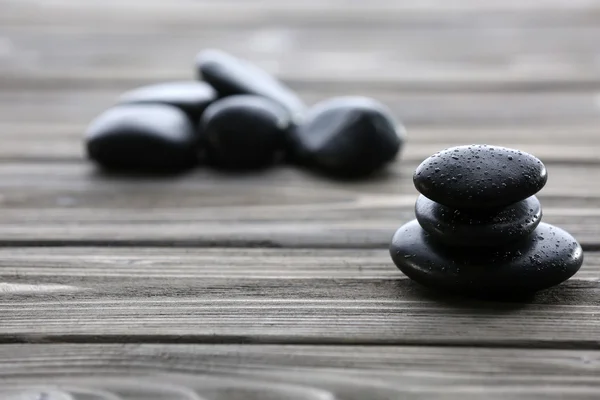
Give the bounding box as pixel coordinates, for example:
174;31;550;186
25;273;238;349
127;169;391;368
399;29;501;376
389;220;583;295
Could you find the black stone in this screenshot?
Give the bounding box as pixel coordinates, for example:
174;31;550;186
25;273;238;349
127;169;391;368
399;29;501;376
118;81;216;123
200;95;290;169
85;104;198;172
413;145;547;209
196;49;305;124
390;220;583;295
289;96;404;178
415;194;542;247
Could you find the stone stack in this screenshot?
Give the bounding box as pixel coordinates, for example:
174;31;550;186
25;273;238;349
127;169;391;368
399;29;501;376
390;144;583;296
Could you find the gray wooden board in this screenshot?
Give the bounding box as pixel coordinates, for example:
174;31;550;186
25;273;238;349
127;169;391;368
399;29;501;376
2;26;600;90
1;0;600;91
3;88;600;165
0;247;597;347
5;89;600;126
2;0;600;28
1;344;600;399
0;162;593;247
0;0;599;396
2;123;600;163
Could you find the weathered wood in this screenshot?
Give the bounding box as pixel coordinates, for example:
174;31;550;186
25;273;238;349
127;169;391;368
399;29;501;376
2;246;599;282
2;32;600;90
2;0;600;91
4;89;600;126
0;161;597;198
0;205;597;247
0;162;592;247
2;89;600;164
0;0;599;391
2;123;600;163
1;344;600;399
3;0;600;28
0;247;597;347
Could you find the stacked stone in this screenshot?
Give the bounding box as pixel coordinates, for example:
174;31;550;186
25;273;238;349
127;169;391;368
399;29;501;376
390;145;583;296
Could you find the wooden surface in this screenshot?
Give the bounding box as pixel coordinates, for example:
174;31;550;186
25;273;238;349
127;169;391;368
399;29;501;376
2;345;600;400
1;0;600;398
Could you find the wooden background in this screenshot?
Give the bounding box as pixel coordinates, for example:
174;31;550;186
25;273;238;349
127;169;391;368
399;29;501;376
1;0;600;398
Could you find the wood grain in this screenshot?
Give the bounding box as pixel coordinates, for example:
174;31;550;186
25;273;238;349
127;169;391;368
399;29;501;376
3;0;600;28
2;27;600;90
2;88;600;164
0;162;592;247
3;123;600;163
0;0;599;396
5;89;600;126
2;0;600;92
1;343;600;399
0;247;597;347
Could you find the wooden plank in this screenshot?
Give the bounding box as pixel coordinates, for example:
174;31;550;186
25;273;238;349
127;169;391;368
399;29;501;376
2;88;600;127
0;162;592;247
0;247;598;346
2;27;600;90
1;0;600;90
1;344;600;399
1;88;599;163
2;123;600;164
2;247;599;282
0;202;597;248
2;0;600;29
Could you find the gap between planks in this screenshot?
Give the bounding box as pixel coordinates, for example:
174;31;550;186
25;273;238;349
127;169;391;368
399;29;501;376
1;335;600;351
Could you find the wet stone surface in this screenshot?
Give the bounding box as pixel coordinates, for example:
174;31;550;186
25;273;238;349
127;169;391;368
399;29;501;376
413;144;548;209
415;194;542;247
200;95;290;170
391;145;583;296
85;104;199;172
390;220;584;296
289;96;404;178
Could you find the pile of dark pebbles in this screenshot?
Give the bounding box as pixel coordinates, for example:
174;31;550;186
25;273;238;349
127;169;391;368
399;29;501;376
84;49;406;178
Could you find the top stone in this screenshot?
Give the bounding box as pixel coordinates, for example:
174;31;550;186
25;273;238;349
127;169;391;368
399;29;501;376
413;145;547;209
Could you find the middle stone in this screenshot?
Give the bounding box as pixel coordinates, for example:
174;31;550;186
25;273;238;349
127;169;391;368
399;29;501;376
415;194;542;247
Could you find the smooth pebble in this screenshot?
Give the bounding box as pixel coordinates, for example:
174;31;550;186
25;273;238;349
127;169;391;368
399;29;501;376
289;96;404;177
413;145;547;209
196;49;305;124
200;95;290;169
390;220;583;295
415;194;542;247
85;104;198;172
